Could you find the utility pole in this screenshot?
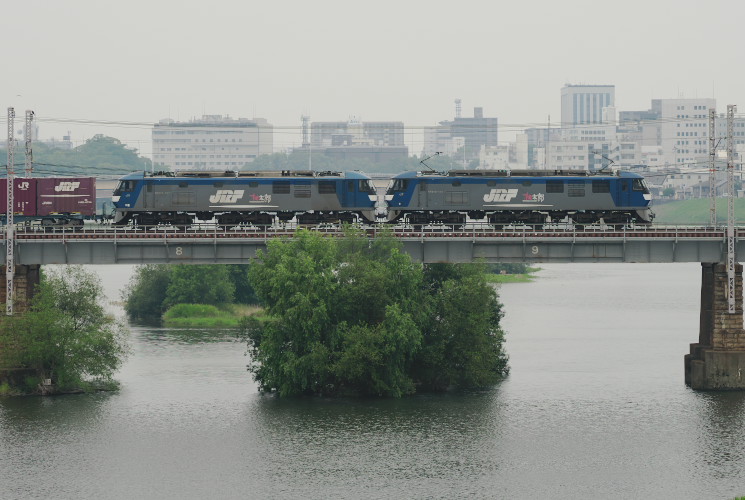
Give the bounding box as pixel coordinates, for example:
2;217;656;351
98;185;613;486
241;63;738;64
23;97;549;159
726;104;736;313
708;108;717;226
6;107;15;316
25;110;34;177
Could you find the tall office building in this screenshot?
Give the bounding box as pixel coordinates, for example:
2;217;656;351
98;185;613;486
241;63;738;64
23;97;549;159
561;84;615;127
423;106;498;162
654;98;715;167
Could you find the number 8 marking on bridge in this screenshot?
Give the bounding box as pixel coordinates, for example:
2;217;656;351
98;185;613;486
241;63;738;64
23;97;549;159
175;247;183;256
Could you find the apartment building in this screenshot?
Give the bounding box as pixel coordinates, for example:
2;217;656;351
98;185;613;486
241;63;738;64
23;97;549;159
152;115;273;170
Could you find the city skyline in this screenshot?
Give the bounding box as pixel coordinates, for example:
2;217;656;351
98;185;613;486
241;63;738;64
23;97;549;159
2;0;744;158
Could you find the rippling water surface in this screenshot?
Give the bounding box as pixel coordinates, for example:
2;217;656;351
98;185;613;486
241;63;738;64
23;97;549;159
1;263;745;499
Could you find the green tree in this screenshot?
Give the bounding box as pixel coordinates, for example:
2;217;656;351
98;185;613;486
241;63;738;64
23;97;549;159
0;266;129;393
415;264;508;391
164;265;235;308
1;134;151;176
243;228;508;397
122;264;172;321
226;265;260;304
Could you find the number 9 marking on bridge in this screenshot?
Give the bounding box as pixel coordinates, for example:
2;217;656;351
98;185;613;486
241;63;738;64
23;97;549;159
531;245;539;255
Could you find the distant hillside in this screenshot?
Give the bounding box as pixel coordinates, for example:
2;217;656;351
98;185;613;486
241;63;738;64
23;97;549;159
651;198;745;225
0;135;151;177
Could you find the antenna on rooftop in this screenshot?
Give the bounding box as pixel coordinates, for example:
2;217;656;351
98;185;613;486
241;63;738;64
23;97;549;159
301;115;310;148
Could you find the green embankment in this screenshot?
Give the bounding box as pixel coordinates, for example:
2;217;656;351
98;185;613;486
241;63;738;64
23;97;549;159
162;304;262;327
485;267;540;284
652;198;745;225
163;268;538;328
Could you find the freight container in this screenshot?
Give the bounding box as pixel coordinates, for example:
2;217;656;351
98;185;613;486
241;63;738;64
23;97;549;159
0;178;38;216
36;177;96;216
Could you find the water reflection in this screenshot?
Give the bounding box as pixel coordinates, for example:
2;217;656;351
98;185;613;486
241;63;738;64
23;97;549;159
693;391;745;481
251;389;506;497
134;326;240;345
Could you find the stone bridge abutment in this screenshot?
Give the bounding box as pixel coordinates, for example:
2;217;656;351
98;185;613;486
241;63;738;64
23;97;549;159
0;264;40;313
685;263;745;389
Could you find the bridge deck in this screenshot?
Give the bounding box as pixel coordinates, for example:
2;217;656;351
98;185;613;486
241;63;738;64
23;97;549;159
0;224;739;264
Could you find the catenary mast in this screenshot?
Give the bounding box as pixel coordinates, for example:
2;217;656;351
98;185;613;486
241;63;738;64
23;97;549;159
6;108;15;315
709;108;717;226
726;105;737;313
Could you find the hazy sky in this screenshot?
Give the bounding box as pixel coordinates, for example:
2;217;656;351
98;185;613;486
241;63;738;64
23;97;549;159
2;0;743;158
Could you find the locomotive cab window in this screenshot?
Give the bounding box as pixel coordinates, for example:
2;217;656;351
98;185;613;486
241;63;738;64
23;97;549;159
390;179;409;192
632;179;650;192
358;180;376;194
113;180;136;195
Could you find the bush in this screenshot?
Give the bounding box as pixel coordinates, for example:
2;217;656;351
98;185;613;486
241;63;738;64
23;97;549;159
242;228;508;397
124;264;260;323
1;266;129;394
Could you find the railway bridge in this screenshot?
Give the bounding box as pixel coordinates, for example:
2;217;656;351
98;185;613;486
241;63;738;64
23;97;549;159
2;223;744;390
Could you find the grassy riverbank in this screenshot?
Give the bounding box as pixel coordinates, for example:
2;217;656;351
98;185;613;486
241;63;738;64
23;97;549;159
162;304;262;327
162;267;540;327
652;198;745;225
485;267;540;284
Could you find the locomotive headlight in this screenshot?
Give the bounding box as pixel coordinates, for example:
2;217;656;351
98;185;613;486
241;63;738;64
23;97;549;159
384;195;394;201
112;196;120;203
368;195;377;202
643;194;652;201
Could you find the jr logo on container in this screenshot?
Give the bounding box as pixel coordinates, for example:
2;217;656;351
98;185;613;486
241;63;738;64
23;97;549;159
483;188;518;203
209;190;245;203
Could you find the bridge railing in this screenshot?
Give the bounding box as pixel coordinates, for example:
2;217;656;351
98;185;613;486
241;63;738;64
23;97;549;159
0;222;734;241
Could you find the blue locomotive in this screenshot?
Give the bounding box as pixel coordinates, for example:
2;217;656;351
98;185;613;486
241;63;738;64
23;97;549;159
112;170;378;226
384;169;652;226
111;168;653;228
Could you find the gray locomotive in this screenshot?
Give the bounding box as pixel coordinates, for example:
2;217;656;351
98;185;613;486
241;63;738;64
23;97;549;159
112;170;378;226
385;169;653;226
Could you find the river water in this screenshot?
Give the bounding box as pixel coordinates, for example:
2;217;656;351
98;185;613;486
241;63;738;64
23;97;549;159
1;263;745;499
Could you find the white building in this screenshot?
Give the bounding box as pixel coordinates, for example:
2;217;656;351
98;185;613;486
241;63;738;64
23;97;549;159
655;98;716;169
152;115;273;171
479;145;511;170
561;84;615;127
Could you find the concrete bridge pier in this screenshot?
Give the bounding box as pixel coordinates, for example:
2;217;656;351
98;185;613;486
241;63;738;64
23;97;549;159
0;264;41;313
685;263;745;390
